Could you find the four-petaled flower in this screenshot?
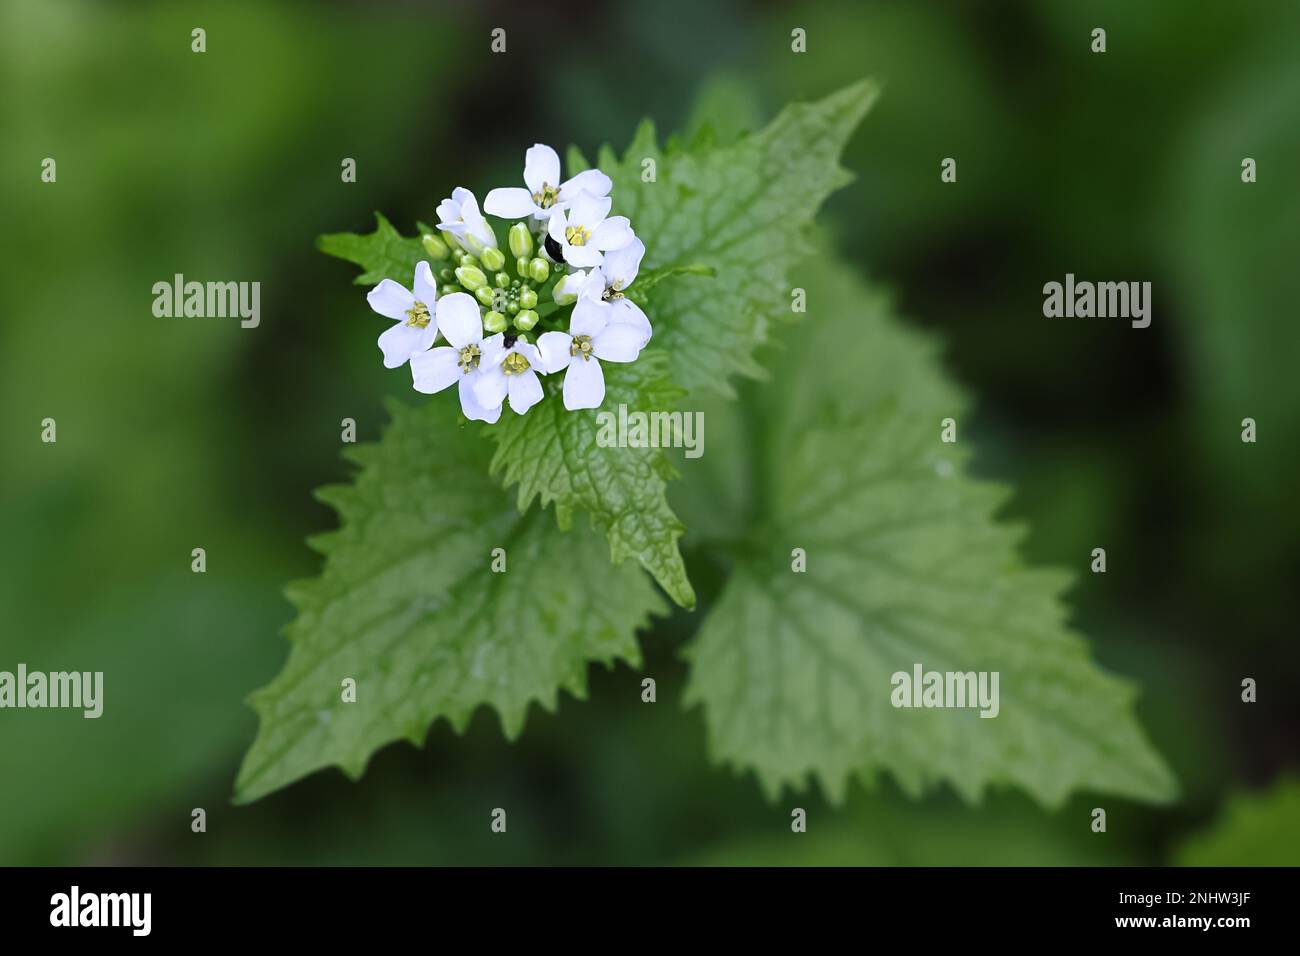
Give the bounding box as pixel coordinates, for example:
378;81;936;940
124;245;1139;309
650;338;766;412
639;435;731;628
546;192;634;269
484;143;612;222
435;187;497;253
571;238;652;347
474;336;547;416
367;260;440;369
537;295;647;411
410;292;502;424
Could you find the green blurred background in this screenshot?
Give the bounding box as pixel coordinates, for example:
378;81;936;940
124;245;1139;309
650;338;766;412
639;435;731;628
2;0;1297;865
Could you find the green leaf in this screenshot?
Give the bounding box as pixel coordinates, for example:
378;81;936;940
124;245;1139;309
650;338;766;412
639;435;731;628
490;351;695;609
317;212;430;286
1176;777;1300;866
601;79;879;396
679;255;1178;808
234;399;665;804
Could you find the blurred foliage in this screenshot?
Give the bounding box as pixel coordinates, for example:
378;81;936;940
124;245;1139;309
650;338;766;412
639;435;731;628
1176;777;1300;866
1;0;1297;865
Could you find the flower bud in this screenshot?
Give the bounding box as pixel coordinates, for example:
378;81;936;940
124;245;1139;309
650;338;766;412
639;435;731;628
551;274;580;306
518;288;538;310
480;246;506;272
507;302;520;315
508;222;534;259
495;272;511;290
455;266;487;290
483;310;508;333
439;267;455;282
475;285;495;307
421;233;450;260
514;309;539;331
528;258;550;283
516;256;532;278
462;230;497;258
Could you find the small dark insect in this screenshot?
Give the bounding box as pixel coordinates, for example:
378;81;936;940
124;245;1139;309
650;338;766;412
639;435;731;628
502;334;517;348
544;234;565;264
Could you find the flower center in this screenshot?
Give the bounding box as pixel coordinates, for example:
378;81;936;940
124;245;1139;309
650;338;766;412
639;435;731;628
502;351;531;376
565;224;591;247
570;334;595;362
457;343;481;373
405;301;431;328
531;183;560;209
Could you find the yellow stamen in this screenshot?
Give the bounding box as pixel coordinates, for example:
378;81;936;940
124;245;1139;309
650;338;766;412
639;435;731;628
405;301;431;328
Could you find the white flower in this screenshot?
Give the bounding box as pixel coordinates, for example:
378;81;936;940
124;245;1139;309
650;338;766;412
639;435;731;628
366;260;440;369
578;238;652;346
436;187;497;253
484;143;612;222
409;292;501;424
473;336;547;416
546;192;634;269
536;295;646;411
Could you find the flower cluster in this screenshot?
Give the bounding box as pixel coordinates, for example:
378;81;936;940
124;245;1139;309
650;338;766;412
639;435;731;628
365;144;651;423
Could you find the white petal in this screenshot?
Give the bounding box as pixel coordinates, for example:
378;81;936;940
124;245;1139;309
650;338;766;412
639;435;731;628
378;322;421;368
417;320;440;351
367;279;414;320
559;168;612;201
459;372;501;423
508;370;544;415
410;346;460;393
536;331;574;373
569;296;608;338
592;322;644;363
563;355;605;410
515;341;544;369
610;298;652;345
547;209;568;245
413;261;438;307
602;238;644;289
479;332;506;369
564;244;604;269
484;187;537;219
473;366;509;409
591;216;634;251
524;144;561;194
434;293;482;349
569;191;612;228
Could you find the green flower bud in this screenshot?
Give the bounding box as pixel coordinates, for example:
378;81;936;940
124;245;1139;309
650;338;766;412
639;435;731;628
528;258;550;283
480;246;506;272
475;285;495;307
507;302;520;315
494;272;511;290
516;256;532;278
441;284;463;295
462;231;497;258
551;274;579;306
483;310;508;333
455;266;487;291
439;267;455;282
515;309;539;331
421;233;451;260
518;288;538;309
508;222;535;259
